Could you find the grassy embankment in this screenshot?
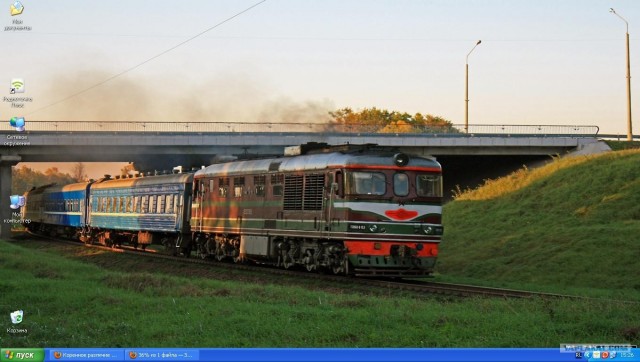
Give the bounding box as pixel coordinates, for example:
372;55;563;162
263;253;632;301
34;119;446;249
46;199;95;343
439;148;640;300
2;149;639;347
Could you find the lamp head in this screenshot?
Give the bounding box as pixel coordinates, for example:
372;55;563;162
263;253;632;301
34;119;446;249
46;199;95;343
609;8;616;14
476;40;482;45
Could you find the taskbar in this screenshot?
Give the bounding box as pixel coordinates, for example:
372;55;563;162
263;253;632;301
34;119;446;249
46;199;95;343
0;348;639;362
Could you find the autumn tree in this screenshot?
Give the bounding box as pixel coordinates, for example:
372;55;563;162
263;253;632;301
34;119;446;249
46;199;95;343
12;165;76;195
329;107;459;133
71;162;87;182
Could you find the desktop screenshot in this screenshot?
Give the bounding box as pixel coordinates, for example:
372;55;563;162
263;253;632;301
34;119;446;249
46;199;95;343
1;1;639;362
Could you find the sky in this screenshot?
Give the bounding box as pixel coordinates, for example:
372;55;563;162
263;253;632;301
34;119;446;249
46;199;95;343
2;0;639;177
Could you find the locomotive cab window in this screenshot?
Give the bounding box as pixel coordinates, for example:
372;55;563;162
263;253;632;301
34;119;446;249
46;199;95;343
348;172;386;195
393;173;409;197
416;174;443;197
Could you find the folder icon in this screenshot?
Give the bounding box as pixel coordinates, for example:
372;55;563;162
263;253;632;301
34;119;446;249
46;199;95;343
10;1;24;16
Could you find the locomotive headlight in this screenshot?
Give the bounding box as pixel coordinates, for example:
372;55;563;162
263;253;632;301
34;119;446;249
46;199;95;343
423;226;434;235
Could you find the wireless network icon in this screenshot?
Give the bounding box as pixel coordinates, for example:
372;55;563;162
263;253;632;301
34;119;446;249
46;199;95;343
10;78;24;94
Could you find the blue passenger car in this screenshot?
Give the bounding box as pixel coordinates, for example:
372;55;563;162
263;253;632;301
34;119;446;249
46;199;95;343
87;173;193;252
23;182;91;238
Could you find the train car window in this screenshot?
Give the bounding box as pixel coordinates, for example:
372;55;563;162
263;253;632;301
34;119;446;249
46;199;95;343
142;196;149;213
219;178;229;197
173;194;179;214
393;173;409;196
254;175;266;196
209;179;214;194
150;195;156;214
348;172;386;195
271;174;283;197
234;177;245;198
107;198;113;213
157;195;164;214
120;197;126;213
125;197;131;213
166;195;172;214
134;196;140;213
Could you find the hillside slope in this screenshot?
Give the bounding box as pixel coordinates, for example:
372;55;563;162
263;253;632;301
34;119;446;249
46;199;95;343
439;149;640;291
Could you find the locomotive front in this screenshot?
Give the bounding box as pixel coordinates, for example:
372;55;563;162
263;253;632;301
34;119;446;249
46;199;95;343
330;152;443;277
191;148;443;278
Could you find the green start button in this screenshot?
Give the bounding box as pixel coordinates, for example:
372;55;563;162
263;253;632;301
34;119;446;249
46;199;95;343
1;349;44;362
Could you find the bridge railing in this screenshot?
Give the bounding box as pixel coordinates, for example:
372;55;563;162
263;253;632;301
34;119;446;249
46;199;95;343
0;121;599;136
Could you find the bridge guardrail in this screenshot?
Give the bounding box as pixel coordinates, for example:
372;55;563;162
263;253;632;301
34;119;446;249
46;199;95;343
0;121;600;137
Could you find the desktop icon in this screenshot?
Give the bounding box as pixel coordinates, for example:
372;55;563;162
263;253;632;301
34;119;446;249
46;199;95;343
10;310;23;324
9;117;25;132
10;1;23;16
129;351;137;359
53;351;62;359
575;352;583;359
10;195;26;209
609;351;617;359
602;351;609;359
10;78;24;94
4;350;14;359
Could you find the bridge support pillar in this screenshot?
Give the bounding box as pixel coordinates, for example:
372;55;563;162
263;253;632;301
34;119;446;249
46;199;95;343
0;156;21;240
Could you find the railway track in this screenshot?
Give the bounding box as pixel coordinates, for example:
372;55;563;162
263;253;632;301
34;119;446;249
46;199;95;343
16;232;638;303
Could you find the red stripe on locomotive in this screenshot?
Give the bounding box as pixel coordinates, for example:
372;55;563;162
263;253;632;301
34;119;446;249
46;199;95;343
344;240;438;257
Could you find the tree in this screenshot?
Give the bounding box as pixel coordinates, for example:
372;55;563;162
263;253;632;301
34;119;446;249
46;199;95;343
12;165;76;195
71;162;87;182
329;107;460;133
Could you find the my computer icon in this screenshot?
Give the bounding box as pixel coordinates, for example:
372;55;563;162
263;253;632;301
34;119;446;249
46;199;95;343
10;195;25;209
9;117;25;132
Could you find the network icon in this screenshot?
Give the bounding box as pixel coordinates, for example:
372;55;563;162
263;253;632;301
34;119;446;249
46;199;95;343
9;117;25;132
10;78;24;94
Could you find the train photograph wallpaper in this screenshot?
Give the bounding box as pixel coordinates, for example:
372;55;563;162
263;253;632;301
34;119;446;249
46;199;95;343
1;0;639;352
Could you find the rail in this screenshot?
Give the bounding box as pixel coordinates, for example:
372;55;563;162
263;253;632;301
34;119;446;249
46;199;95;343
1;121;600;137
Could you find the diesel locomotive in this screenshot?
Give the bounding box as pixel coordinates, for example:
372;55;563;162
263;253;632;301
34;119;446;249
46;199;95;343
22;145;444;277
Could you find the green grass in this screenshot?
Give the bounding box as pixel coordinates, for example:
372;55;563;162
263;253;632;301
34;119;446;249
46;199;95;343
4;152;640;347
440;149;640;298
1;239;639;347
605;140;640;151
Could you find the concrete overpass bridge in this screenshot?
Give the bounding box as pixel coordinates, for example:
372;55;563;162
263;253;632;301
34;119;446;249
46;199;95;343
0;121;602;238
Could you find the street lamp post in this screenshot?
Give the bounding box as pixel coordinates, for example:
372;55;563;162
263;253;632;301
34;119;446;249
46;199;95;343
465;40;482;134
610;8;633;142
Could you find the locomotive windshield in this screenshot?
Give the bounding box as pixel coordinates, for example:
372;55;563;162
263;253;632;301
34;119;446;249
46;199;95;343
347;172;386;195
416;174;443;197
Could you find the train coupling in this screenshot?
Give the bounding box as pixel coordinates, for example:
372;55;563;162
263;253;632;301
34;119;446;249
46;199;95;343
389;244;417;258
